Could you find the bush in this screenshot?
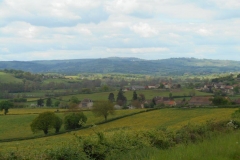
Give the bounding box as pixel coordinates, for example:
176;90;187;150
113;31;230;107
232;108;240;119
174;120;235;144
81;131;149;160
64;112;87;130
44;145;87;160
174;123;208;144
140;129;175;149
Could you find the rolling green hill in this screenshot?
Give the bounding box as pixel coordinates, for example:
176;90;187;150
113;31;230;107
0;72;22;83
1;57;240;75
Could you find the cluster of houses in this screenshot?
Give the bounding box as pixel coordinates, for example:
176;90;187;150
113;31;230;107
77;95;240;110
124;82;181;91
201;83;235;95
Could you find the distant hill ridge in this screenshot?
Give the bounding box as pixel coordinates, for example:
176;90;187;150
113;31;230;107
0;57;240;75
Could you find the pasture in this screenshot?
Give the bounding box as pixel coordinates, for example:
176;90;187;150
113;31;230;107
0;72;22;83
0;107;237;155
0;109;140;140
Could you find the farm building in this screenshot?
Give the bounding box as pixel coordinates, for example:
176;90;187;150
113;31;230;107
78;99;93;109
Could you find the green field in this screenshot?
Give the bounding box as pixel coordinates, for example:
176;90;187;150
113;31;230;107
0;72;22;83
0;109;140;140
0;108;237;155
150;130;240;160
60;89;213;102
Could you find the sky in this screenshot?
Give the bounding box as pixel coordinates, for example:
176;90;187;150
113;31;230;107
0;0;240;61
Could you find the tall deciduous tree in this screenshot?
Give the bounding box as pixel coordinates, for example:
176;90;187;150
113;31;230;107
108;92;115;102
64;112;87;130
138;94;145;102
92;101;115;121
37;98;44;107
70;96;80;104
116;89;127;106
0;101;14;115
30;112;62;135
46;98;52;107
210;96;230;105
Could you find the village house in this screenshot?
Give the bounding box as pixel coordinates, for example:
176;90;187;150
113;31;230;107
163;100;176;107
202;83;234;95
114;104;122;110
188;96;213;106
146;85;157;89
234;98;240;105
202;84;213;92
78;99;93;109
153;96;176;107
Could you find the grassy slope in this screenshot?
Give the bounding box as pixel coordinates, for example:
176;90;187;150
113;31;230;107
0;109;139;140
151;131;240;160
0;108;236;153
111;130;240;160
0;72;22;83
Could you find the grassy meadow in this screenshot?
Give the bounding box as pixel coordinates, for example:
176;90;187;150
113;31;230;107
0;109;140;141
0;72;22;83
0;108;237;155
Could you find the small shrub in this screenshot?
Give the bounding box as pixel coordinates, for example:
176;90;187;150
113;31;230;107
140;129;175;149
232;108;240;119
44;145;87;160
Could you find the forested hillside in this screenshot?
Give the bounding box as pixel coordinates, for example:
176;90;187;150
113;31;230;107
0;57;240;75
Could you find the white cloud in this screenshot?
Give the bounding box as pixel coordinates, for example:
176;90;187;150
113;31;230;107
1;22;45;38
130;22;158;37
105;0;138;14
106;47;169;53
210;0;240;9
197;28;213;36
0;47;9;53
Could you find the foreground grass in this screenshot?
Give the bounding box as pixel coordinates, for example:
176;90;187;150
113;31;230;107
111;130;240;160
155;131;240;160
1;120;239;160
